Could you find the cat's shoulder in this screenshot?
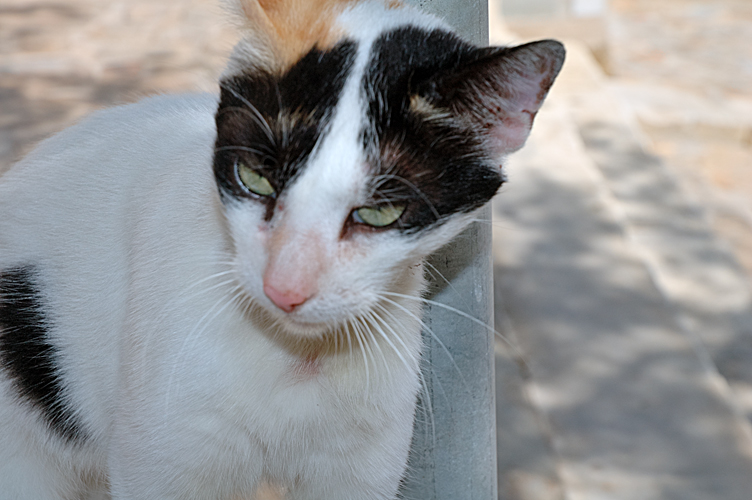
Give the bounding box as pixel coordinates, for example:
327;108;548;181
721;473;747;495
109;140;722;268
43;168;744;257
2;93;218;182
65;92;219;144
86;92;218;122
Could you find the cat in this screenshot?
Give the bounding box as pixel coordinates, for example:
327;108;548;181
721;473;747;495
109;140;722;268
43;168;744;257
0;0;563;498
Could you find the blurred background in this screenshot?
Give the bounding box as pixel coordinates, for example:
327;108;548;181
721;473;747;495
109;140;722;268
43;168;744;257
491;2;752;499
1;1;751;499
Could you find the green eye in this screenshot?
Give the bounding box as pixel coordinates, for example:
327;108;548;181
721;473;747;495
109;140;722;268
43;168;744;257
237;162;275;197
354;204;406;228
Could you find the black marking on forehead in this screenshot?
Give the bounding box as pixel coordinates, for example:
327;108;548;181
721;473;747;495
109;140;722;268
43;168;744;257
0;266;87;443
362;27;504;232
214;40;358;215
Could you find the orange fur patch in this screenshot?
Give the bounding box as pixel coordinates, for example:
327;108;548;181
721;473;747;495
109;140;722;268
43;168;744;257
238;0;358;68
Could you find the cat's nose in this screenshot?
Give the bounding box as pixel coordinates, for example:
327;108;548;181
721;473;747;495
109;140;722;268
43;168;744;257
263;282;310;313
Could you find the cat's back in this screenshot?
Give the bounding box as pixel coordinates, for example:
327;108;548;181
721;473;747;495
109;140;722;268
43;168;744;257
0;92;218;263
0;92;218;200
0;92;221;453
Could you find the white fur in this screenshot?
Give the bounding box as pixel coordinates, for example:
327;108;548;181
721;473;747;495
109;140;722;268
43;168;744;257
0;3;490;499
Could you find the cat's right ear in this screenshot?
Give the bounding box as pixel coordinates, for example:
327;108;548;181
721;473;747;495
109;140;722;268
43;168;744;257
420;40;565;157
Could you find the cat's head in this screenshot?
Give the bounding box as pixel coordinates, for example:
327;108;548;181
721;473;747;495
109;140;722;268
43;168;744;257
213;0;564;336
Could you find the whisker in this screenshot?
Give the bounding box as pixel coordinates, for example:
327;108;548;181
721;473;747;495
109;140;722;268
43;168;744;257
138;264;237;383
156;277;239;324
362;310;396;378
376;295;467;388
427;361;451;409
380;290;522;358
332;323;339;355
416;368;436;448
467;217;520;231
364;314;389;383
358;316;379;389
369;303;419;368
346;318;354;365
164;285;245;414
369;174;441;221
214;145;272;157
351;319;371;397
387;289;534;398
219;84;276;146
423;260;468;310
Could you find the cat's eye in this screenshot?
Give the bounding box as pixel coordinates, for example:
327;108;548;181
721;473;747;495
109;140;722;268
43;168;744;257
237;161;275;197
353;204;406;228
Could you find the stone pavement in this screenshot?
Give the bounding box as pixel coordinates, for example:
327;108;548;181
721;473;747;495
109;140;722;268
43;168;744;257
0;0;236;171
491;36;752;499
3;1;752;500
489;0;752;497
607;0;752;289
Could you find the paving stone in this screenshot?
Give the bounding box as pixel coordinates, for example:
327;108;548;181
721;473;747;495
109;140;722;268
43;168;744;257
493;88;752;499
0;0;235;170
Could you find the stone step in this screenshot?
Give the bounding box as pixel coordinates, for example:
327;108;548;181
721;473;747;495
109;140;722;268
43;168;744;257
560;39;752;428
492;39;752;500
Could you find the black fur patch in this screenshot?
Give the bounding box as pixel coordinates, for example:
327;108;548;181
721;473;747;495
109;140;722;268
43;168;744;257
0;266;86;442
362;27;505;232
213;41;358;218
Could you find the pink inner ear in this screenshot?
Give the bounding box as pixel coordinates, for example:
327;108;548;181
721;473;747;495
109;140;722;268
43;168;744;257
484;71;550;156
447;40;564;158
486;110;535;156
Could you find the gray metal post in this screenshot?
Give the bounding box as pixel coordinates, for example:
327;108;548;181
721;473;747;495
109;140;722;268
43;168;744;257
399;1;497;499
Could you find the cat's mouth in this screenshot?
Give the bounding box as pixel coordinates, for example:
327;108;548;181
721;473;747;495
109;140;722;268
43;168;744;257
258;286;350;337
266;309;337;338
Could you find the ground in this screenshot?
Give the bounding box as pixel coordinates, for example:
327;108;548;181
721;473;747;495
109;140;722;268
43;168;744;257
2;1;752;499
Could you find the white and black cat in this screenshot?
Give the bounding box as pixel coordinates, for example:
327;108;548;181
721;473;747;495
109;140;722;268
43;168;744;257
0;0;563;498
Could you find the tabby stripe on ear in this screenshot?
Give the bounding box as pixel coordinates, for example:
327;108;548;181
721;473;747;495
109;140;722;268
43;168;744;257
0;266;87;443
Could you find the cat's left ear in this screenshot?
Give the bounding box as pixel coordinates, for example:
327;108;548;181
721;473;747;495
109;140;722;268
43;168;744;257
422;40;565;156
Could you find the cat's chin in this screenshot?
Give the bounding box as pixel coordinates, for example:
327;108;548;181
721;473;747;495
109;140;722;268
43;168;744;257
273;317;333;338
257;307;335;338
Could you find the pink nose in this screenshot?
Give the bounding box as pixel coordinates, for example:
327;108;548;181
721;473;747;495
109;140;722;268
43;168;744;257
263;282;310;313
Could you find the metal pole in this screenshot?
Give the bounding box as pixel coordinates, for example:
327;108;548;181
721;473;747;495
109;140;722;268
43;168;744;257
399;1;497;499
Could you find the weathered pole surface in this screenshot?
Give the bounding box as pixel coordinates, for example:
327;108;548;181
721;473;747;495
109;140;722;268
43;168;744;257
399;1;497;499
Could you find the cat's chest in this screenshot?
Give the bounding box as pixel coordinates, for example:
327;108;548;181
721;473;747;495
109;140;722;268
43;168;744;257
210;324;405;423
214;329;345;412
289;355;322;382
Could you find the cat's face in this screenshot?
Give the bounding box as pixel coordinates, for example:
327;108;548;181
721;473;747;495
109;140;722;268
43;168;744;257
213;2;564;335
